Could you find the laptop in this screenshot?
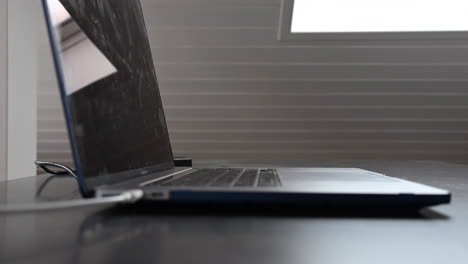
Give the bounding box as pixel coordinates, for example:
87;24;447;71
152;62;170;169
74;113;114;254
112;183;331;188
41;0;450;208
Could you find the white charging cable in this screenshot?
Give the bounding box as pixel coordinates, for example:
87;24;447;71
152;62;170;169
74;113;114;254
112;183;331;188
0;189;144;213
0;161;145;213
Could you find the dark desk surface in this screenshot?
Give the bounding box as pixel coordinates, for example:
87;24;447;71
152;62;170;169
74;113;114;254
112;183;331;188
1;160;467;264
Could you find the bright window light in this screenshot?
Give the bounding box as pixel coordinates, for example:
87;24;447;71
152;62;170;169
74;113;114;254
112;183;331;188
291;0;468;33
47;0;71;26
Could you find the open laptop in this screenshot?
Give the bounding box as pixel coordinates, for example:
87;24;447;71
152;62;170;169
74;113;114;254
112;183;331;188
41;0;450;208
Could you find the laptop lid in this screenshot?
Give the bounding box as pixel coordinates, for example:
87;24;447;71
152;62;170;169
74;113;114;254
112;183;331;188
42;0;174;195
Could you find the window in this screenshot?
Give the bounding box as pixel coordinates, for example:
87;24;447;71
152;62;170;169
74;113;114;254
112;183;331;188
279;0;468;41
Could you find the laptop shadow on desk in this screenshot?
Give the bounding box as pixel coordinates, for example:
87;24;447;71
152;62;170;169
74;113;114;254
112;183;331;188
108;202;449;220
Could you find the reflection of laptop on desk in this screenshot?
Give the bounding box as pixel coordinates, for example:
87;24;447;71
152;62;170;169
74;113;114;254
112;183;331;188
41;0;450;208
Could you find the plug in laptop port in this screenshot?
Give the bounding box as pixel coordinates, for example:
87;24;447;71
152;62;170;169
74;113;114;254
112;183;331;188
146;191;169;200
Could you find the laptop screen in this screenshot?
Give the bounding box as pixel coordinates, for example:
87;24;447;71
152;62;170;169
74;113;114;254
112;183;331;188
43;0;174;192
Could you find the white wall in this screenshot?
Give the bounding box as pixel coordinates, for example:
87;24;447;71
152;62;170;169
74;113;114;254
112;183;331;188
1;0;38;180
0;0;7;181
37;0;468;165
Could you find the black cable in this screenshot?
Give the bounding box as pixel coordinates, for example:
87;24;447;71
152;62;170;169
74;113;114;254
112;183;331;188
35;161;79;197
35;160;78;179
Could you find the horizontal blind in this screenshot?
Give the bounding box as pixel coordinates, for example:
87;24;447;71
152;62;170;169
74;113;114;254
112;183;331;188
37;0;468;166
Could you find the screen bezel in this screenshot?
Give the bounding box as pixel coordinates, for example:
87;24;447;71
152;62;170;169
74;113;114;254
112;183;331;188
41;0;175;197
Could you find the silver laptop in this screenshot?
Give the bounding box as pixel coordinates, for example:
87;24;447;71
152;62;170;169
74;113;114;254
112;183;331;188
41;0;450;208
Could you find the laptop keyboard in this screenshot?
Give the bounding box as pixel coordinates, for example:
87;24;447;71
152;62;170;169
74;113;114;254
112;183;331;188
149;168;280;188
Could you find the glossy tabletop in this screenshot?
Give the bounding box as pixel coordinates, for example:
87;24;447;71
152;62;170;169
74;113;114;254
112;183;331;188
1;160;467;264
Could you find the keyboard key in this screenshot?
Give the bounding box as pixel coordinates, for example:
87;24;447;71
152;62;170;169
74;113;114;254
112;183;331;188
209;169;244;187
162;168;228;187
257;169;281;187
233;169;258;187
